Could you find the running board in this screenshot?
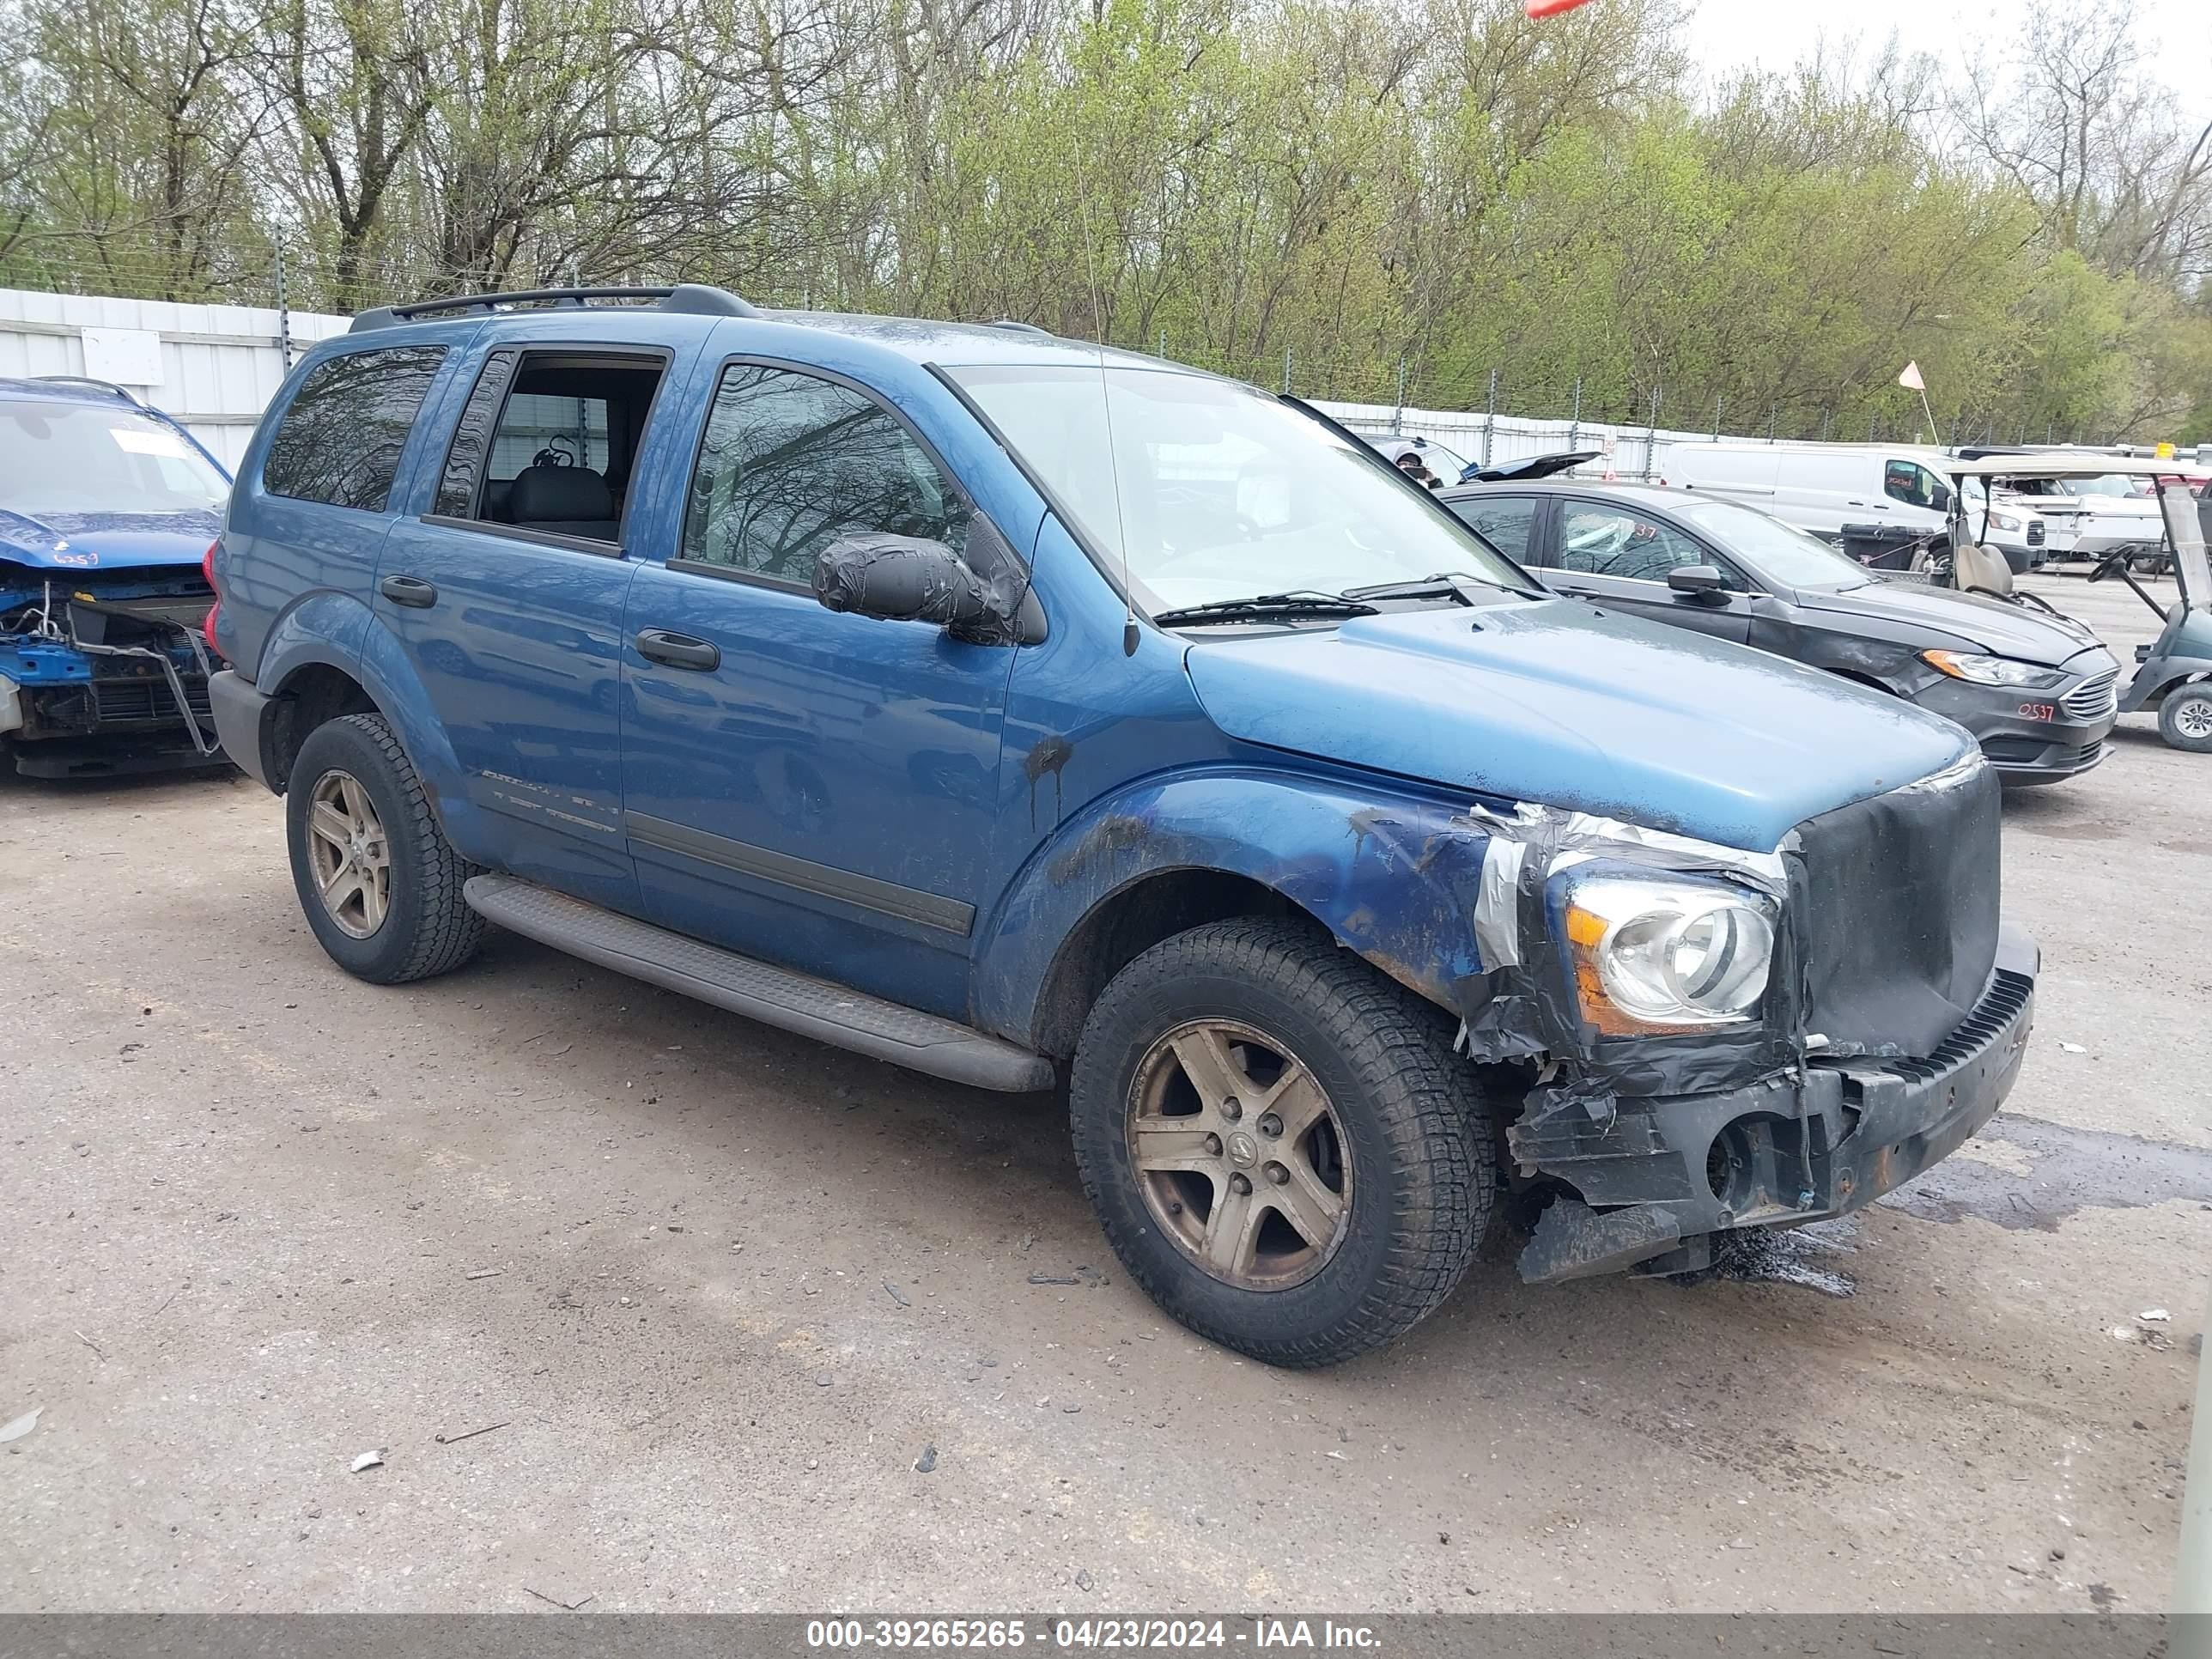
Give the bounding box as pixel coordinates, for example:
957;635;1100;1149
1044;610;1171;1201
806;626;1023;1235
464;875;1056;1093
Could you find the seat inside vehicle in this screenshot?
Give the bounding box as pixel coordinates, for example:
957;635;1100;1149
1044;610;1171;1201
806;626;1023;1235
507;464;618;541
469;353;665;544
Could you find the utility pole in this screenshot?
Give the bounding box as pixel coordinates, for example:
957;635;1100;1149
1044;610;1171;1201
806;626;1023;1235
274;240;293;371
1568;377;1583;451
1482;368;1498;466
1392;360;1407;435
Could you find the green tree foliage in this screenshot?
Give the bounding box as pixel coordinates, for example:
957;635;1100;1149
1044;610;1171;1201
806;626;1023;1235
0;0;2204;442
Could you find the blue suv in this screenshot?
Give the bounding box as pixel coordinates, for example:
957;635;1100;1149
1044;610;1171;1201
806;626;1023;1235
208;286;2038;1364
1;377;231;775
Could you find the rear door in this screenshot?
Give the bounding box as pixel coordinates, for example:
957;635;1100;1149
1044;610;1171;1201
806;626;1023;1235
1545;497;1752;644
373;338;684;910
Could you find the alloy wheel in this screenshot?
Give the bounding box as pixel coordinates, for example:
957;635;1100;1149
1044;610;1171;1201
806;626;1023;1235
1126;1018;1352;1291
304;768;392;939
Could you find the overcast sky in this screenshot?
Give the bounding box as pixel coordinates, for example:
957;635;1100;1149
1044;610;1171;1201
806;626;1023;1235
1681;0;2212;116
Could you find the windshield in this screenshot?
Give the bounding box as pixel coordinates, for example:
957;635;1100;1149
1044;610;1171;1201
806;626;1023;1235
0;401;228;516
1667;496;1877;590
2069;474;2154;499
947;365;1526;613
1393;437;1470;477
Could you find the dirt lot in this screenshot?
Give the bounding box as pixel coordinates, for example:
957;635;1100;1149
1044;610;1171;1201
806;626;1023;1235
0;570;2204;1614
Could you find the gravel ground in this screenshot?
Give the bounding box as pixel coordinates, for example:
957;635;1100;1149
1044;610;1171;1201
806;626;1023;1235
0;569;2203;1614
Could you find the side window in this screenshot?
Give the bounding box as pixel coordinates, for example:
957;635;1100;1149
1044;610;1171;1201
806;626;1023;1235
1448;495;1539;562
1884;459;1940;508
435;350;666;543
262;345;447;512
680;363;970;585
1556;504;1717;582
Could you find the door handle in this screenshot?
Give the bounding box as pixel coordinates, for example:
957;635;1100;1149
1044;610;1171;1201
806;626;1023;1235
379;574;438;608
635;629;720;672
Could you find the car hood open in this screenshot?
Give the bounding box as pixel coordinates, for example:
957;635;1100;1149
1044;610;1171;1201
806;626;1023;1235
0;507;220;574
1793;578;2100;665
1184;599;1974;854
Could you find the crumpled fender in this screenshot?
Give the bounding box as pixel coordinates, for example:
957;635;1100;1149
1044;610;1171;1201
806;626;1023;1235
971;766;1497;1048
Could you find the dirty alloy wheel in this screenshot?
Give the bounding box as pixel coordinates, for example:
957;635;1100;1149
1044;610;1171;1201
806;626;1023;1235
304;767;392;939
285;713;483;984
2158;687;2212;754
1069;918;1493;1367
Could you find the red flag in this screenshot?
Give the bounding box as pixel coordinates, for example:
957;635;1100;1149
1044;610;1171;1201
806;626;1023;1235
1525;0;1594;15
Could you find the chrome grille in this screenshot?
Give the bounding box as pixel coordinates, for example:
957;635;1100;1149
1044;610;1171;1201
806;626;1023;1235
2062;666;2118;720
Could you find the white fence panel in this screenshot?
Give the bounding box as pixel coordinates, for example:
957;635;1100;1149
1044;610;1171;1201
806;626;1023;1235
0;287;348;471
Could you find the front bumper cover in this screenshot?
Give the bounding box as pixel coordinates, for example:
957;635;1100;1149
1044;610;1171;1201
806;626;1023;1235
1911;678;2114;782
1516;921;2037;1284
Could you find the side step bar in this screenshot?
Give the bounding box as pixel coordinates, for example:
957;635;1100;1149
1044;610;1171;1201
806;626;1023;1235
464;875;1056;1093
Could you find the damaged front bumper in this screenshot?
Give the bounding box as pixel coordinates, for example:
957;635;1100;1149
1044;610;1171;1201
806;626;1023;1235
1514;921;2037;1284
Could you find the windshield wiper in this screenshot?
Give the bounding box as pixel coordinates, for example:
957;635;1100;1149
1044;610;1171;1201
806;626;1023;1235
1150;591;1381;627
1340;572;1507;605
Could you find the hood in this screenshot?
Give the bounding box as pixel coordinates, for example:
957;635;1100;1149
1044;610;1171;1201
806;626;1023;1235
1184;599;1973;853
0;507;221;574
1794;577;2099;665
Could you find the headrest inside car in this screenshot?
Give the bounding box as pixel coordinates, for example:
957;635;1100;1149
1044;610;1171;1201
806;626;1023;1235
507;464;614;526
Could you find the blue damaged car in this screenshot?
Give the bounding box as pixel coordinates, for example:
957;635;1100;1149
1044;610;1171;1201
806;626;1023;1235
206;286;2038;1364
0;376;230;775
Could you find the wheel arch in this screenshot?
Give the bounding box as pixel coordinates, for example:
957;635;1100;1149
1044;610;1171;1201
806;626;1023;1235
971;769;1494;1055
253;604;492;864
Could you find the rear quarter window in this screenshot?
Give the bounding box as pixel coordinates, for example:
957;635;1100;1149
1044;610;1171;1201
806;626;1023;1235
263;345;447;512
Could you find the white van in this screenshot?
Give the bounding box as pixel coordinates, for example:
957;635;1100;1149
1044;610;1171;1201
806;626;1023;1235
1659;441;2053;571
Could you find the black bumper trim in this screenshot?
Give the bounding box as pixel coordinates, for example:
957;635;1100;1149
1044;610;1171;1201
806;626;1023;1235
208;669;276;792
1517;922;2039;1284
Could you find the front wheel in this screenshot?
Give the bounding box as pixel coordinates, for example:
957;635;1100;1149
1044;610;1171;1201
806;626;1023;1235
286;712;484;982
2158;685;2212;753
1069;919;1493;1367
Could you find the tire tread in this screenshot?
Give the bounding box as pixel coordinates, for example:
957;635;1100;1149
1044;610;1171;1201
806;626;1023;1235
1071;918;1492;1367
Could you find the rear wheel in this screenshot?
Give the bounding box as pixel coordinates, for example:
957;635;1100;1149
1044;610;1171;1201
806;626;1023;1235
2158;685;2212;753
286;713;483;982
1069;919;1493;1367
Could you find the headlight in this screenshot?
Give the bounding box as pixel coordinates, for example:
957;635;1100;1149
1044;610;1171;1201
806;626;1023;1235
1988;511;2023;532
1563;875;1776;1033
1923;649;2065;690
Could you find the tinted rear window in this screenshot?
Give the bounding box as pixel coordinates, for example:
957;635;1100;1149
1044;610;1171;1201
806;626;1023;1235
263;346;447;512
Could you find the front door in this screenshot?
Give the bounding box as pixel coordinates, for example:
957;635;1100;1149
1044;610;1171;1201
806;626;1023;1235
374;343;675;910
1541;498;1753;645
619;359;1022;1018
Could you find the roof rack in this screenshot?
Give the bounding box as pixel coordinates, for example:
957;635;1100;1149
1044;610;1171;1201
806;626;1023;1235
987;319;1052;337
350;283;762;333
33;374;145;405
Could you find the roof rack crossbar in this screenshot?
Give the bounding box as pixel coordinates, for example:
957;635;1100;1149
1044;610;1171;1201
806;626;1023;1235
350;283;761;332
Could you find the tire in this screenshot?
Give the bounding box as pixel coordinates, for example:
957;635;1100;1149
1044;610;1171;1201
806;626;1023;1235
2157;685;2212;754
1069;918;1493;1367
286;712;483;983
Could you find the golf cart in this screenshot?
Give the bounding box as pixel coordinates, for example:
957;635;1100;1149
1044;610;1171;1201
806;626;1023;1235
1913;455;2181;613
2093;481;2212;753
